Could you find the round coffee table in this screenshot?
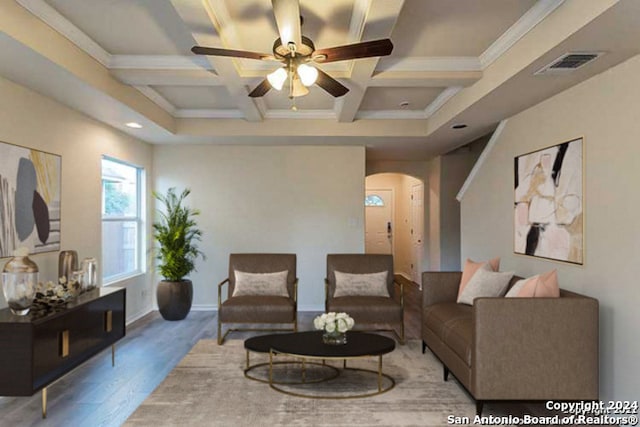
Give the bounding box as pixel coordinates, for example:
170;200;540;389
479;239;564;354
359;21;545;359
244;334;339;384
268;331;396;398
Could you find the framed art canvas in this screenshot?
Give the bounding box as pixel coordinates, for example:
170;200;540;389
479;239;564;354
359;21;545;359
514;137;583;264
0;141;61;257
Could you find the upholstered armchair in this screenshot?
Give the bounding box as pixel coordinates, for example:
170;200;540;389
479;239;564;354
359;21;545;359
217;254;298;344
325;254;404;343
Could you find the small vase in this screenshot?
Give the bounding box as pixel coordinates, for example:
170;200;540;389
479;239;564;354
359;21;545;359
322;331;347;345
2;252;39;315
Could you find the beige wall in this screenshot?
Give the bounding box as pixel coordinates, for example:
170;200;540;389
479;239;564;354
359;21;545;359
366;173;422;280
428;157;442;271
153;145;365;311
439;139;488;270
0;76;154;322
460;54;640;400
429;138;486;271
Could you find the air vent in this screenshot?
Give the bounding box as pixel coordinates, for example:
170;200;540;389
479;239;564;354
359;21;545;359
535;52;604;75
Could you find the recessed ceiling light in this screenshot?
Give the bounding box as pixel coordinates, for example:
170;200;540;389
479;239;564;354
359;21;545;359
126;122;143;129
451;123;467;129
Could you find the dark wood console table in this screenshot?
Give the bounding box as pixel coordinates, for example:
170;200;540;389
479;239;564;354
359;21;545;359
0;287;126;418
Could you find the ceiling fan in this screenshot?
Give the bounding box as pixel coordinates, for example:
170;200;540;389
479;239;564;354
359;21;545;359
191;0;393;100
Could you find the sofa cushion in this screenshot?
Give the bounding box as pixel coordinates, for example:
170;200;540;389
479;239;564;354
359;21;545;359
220;295;294;323
424;303;473;366
328;296;401;323
458;257;500;298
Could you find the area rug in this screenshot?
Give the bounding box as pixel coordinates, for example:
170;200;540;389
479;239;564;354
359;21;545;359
125;339;522;426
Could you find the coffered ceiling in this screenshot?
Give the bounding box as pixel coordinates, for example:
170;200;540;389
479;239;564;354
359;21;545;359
1;0;639;160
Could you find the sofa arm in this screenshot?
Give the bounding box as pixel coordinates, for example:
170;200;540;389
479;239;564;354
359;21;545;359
472;296;599;400
422;272;462;307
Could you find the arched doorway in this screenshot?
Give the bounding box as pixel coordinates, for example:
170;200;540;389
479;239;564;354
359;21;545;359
365;173;424;284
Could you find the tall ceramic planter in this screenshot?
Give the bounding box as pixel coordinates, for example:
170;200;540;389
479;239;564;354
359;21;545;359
157;280;193;321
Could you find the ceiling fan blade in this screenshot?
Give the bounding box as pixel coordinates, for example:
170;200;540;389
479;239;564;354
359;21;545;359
248;79;271;98
313;39;393;63
191;46;274;61
272;0;302;48
315;68;349;97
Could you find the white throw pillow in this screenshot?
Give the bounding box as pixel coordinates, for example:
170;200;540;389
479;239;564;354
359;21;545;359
457;264;513;305
232;270;289;297
505;278;528;297
333;270;389;297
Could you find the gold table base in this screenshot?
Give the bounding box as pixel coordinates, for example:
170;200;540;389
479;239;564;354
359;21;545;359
268;351;395;399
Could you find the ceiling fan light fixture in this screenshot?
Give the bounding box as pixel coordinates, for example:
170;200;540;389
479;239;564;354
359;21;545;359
291;77;309;97
267;67;287;91
297;64;318;87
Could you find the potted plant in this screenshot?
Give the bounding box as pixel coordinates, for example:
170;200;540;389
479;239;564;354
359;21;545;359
153;187;205;320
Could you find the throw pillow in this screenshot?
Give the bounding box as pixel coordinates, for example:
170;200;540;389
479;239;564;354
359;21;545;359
457;264;513;305
458;257;501;298
506;270;559;298
232;270;289;297
333;270;389;297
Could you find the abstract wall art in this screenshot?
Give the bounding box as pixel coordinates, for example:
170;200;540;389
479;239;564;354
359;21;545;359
0;141;61;258
514;137;583;264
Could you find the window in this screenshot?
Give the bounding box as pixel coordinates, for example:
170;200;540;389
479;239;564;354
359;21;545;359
365;195;385;207
101;157;144;283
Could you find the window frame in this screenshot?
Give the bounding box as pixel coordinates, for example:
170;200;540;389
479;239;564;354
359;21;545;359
365;194;385;207
101;156;145;285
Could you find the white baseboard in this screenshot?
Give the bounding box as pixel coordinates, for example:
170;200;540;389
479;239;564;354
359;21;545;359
126;307;153;326
191;304;217;311
298;304;324;312
142;304;336;314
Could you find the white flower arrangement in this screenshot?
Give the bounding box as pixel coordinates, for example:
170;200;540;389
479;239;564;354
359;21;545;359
313;312;355;334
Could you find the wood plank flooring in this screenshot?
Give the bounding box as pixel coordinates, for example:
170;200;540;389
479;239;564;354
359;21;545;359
0;280;422;426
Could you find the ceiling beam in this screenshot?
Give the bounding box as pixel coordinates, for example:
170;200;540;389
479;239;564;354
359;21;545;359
178;117;428;137
111;69;223;86
169;0;263;122
4;0;175;132
369;71;481;88
335;0;405;123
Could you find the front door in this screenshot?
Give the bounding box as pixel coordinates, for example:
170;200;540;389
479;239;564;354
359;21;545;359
365;189;393;254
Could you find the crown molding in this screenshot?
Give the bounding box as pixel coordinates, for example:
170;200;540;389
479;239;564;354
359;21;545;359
133;85;177;114
174;109;245;119
16;0;111;66
355;110;426;120
457;119;508;202
377;57;481;73
265;109;337;120
479;0;566;69
424;86;462;118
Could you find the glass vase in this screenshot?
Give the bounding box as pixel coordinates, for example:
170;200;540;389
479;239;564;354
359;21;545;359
322;330;347;345
2;253;39;315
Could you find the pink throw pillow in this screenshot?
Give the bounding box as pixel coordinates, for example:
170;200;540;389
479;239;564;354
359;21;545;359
458;257;500;299
508;270;560;298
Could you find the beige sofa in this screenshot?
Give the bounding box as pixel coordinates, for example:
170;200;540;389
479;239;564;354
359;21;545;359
422;271;599;414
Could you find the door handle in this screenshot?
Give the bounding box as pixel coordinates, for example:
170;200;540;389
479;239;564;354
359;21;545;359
387;222;392;234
